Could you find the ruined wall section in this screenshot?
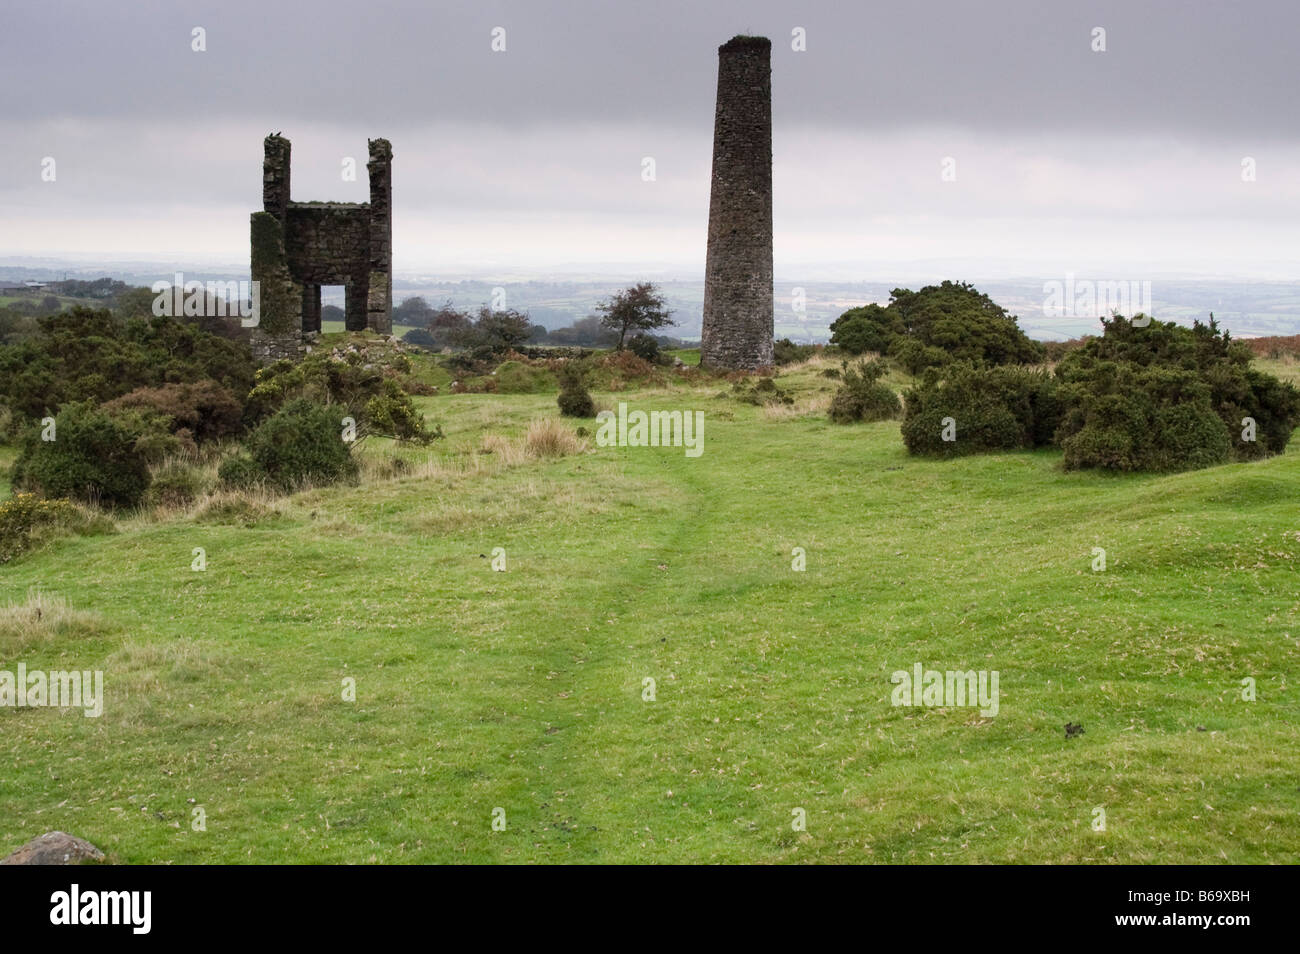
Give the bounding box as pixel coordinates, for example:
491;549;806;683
285;204;372;332
249;210;303;363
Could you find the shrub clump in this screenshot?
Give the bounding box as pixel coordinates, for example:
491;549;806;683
732;376;794;406
11;401;152;508
144;461;207;509
363;379;442;444
0;494;107;564
231;398;357;492
828;359;902;423
1056;363;1231;472
626;333;662;364
1055;316;1300;471
830;282;1043;373
245;346;439;442
901;363;1061;457
772;338;820;365
103;379;243;444
0;306;254;421
216;454;261;490
556;363;596;418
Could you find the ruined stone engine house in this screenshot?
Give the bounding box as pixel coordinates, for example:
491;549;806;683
249;134;392;361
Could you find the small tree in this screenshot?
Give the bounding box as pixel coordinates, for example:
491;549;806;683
450;306;539;352
594;282;674;350
392;295;436;328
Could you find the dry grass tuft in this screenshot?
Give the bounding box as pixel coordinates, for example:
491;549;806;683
523;418;588;458
779;353;849;375
479;433;527;466
0;589;105;653
190;488;289;526
761;395;832;420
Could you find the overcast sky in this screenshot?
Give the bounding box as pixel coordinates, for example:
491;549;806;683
2;0;1299;280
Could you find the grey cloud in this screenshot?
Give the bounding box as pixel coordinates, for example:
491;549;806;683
2;0;1298;137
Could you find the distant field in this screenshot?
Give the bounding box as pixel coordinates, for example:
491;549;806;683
0;294;104;310
320;320;419;337
1;352;1297;863
1252;356;1300;386
667;348;700;366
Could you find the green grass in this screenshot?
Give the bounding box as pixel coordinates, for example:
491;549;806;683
320;320;419;337
668;348;701;366
0;445;15;497
1;355;1297;863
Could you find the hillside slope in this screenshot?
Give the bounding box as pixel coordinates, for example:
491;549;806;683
2;365;1297;863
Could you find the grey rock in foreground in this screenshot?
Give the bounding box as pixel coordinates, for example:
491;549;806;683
1;831;105;865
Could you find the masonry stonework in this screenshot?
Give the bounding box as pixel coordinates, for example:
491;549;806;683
700;36;774;370
250;134;393;362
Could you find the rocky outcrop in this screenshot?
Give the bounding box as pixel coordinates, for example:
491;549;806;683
1;831;105;865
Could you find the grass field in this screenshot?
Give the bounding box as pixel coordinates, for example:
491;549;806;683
1;353;1297;863
319;320;420;337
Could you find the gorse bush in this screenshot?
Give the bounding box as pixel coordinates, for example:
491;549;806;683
364;379;442;444
245;346;438;443
901;363;1061;457
1055;316;1300;471
828;359;902;424
898;315;1300;472
556;363;596;418
216;453;261;490
11;401;152;508
626;333;662;364
831;282;1043;372
1055;365;1233;473
124;410;198;464
0;403;16;442
240;398;357;492
1236;368;1300;457
888;337;953;377
772;338;820;365
0;306;254;420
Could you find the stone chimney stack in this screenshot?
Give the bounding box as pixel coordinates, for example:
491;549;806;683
262;134;291;221
700;35;774;370
366;138;393;334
